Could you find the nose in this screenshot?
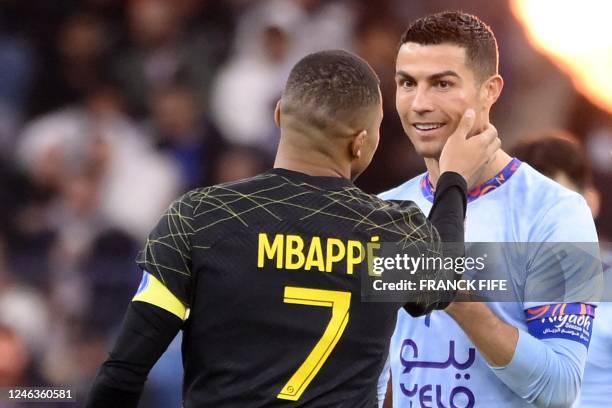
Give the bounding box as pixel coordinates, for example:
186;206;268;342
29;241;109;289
410;86;434;115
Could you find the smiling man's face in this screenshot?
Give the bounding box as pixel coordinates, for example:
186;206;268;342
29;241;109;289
395;42;488;159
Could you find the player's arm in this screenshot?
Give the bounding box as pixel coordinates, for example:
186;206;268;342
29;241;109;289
446;195;600;407
427;171;467;242
445;302;517;366
399;170;467;319
446;302;591;408
86;292;184;408
88;194;195;407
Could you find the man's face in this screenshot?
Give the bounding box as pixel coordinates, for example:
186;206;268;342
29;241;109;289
351;96;383;180
395;42;487;159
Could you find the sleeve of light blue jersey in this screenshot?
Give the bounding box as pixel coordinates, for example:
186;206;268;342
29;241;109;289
490;330;587;408
491;193;600;408
524;193;601;308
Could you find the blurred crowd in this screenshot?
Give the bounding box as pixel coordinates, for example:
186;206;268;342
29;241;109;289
0;0;610;406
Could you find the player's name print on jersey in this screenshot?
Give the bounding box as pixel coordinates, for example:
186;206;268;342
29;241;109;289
258;233;381;274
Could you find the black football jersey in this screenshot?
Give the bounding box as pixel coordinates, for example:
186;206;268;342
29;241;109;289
137;168;439;407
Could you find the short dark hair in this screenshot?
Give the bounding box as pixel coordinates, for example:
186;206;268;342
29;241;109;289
282;50;380;130
511;131;592;191
400;11;498;80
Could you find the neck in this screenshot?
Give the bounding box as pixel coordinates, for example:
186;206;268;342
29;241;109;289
425;149;513;188
273;136;350;179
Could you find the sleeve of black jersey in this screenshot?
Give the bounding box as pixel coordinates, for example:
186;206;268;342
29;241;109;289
427;171;467;242
136;193;195;306
86;301;182;408
403;171;467;317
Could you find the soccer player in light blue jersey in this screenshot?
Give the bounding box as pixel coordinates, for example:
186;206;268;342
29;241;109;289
511;133;612;408
378;11;601;408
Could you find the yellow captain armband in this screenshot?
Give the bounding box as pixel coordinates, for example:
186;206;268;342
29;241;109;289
133;271;189;321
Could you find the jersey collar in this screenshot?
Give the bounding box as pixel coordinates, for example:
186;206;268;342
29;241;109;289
420;158;522;203
268;167;355;189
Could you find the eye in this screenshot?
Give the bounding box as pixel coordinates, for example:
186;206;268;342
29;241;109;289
399;79;415;89
437;80;452;89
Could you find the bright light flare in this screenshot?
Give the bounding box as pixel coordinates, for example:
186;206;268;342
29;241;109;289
512;0;612;114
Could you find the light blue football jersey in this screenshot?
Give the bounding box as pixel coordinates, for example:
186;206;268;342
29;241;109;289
380;159;600;408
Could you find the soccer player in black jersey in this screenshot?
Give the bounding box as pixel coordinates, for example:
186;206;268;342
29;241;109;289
87;50;499;407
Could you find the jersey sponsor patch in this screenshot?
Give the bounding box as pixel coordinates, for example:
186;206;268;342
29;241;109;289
133;271;188;320
525;303;594;347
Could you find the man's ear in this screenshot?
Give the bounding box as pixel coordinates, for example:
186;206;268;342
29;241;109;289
274;100;281;127
481;75;504;108
351;130;367;159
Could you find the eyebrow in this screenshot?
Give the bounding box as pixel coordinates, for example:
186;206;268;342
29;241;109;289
395;70;461;81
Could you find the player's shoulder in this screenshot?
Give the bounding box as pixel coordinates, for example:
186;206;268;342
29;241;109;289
192;172;277;196
368;172;428;216
183;172;276;206
378;173;425;201
368;193;424;217
153;174;275;226
365;177;435;240
514;163;589;212
512;163;596;241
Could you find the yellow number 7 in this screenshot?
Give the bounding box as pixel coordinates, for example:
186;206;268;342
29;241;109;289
277;286;351;401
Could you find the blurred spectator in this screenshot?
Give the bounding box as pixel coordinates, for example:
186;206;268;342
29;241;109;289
41;316;109;398
0;325;29;387
212;0;357;149
150;83;225;189
0;158;56;289
586;128;612;237
11;82;182;399
211;24;290;150
233;0;356;62
511;130;602;226
112;0;232;116
178;0;236;63
81;229;139;335
0;323;47;387
27;12;111;119
0;237;50;359
568;96;612;238
586;128;612;175
212;145;270;184
17;84;181;241
0;33;34;152
0;284;50;361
